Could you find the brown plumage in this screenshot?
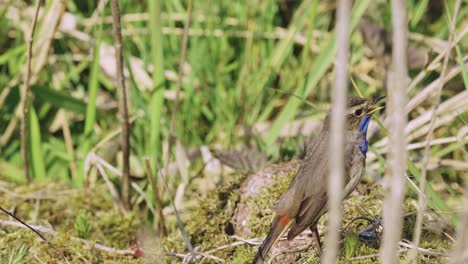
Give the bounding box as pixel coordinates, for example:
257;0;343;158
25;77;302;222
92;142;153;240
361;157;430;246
253;96;383;264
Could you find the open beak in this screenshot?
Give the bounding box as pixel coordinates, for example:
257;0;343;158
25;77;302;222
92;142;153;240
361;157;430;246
366;96;385;115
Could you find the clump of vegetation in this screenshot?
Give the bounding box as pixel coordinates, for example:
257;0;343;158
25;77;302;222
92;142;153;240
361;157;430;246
74;210;93;239
1;244;30;264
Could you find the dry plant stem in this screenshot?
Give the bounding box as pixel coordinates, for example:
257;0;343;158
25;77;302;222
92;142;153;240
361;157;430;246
322;0;350;263
0;206;67;262
110;0;131;210
380;0;408;263
408;1;461;262
95;160;125;212
20;0;42;181
60;111;78;180
163;0;193;178
144;158;167;236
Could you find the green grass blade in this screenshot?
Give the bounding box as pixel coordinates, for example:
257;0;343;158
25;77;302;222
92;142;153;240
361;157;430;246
410;0;429;28
82;42;100;153
32;86;87;113
265;0;371;146
0;45;26;65
76;38;101;186
28;105;46;179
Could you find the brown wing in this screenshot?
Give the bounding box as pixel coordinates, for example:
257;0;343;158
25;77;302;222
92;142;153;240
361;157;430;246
287;195;327;239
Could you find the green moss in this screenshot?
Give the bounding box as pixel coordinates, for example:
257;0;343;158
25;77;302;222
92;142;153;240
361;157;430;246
0;180;143;263
231;244;256;263
245;168;297;237
162;173;247;262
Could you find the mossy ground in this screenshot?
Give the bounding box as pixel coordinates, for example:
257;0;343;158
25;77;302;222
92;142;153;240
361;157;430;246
0;174;452;263
0;180;143;263
162;170;452;263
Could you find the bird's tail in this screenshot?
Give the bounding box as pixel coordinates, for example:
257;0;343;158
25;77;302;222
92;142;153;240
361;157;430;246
252;214;292;264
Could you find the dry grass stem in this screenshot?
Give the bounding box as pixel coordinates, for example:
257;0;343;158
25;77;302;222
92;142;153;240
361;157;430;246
380;0;408;263
58;111;78;180
110;0;131;210
409;1;462;261
323;0;351;263
163;0;193;180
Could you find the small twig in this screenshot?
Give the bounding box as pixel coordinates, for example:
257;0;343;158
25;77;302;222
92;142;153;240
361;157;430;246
110;0;131;210
0;219;134;256
163;0;193;178
0;185;77;200
409;1;461;262
144;157;167;236
341;216;375;233
94;157;125;212
231;235;263;245
76;237;134;255
268;243;312;264
90;112;142;153
0;206;67;262
400;240;447;257
20;0;42;181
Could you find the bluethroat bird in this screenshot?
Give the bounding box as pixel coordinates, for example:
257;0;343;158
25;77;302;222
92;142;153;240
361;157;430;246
253;96;384;264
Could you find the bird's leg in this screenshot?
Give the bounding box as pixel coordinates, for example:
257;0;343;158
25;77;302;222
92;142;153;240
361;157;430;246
310;226;322;255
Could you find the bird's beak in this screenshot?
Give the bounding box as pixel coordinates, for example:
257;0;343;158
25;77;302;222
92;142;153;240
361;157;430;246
372;96;385;105
366;96;385;115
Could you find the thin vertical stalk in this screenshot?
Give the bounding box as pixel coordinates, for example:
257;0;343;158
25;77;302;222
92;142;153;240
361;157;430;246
144;158;167;236
164;0;193;179
21;0;42;181
148;0;165;172
380;0;408;263
322;0;351;263
408;0;461;262
110;0;131;210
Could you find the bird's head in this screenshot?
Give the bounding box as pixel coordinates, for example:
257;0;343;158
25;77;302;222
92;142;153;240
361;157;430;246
344;96;384;136
322;96;384;136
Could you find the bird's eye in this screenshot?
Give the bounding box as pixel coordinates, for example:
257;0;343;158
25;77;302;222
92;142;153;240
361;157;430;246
354;109;363;116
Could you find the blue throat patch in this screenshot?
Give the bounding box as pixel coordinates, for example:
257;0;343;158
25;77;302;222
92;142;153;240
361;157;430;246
358;114;372;155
